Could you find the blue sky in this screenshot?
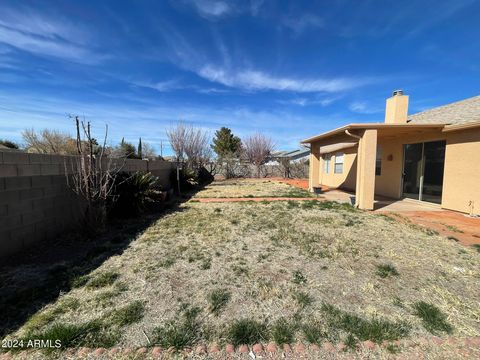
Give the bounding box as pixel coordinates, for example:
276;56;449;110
0;0;479;155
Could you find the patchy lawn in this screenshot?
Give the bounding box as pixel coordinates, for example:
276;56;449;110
2;179;479;354
193;178;313;198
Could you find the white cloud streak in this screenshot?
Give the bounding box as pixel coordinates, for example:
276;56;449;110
197;65;373;93
0;7;102;64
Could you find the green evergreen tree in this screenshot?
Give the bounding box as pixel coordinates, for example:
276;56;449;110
138;137;143;159
211;127;242;158
0;139;19;149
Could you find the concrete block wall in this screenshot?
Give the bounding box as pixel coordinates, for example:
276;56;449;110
0;151;174;258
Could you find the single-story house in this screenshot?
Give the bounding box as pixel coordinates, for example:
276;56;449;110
301;91;480;214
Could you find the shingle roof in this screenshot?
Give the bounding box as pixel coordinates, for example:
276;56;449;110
408;95;480;125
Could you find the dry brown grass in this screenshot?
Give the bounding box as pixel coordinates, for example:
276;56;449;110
193;178;313;198
6;180;480;350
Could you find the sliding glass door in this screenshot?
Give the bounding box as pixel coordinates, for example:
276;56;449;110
402;140;446;204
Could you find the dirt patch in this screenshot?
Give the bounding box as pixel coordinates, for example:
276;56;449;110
384;211;480;247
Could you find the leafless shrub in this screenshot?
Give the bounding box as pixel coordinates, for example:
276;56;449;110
243;133;274;178
66;116;122;234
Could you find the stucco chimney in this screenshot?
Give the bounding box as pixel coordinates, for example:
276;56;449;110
385;90;409;124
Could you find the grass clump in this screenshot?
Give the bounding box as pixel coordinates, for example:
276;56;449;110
292;291;314;308
301;320;325;344
227;319;268;346
24;320;119;350
110;301;145;326
207;289;230;315
152;307;201;350
292;270;307;285
271;318;295;345
376;264;399;278
412;301;452;334
86;271;119;289
321;303;410;343
70;274;90;289
472;244;480;253
24;298;80;332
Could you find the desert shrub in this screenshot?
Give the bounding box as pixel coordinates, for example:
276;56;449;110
109;171;160;218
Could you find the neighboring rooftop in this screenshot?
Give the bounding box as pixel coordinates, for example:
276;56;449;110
271;148;309;159
408;95;480;125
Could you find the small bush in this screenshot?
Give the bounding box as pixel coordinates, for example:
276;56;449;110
412;301;452;334
376;264;399;278
472;244;480;253
208;289;231;315
109;171;160;218
86;271;119;289
227;319;268;346
272;318;295;345
111;301;145;326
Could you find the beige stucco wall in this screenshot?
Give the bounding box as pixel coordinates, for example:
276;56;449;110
319;148;357;190
442;129;480;215
308;127;479;214
311;134;358;190
375;130;447;199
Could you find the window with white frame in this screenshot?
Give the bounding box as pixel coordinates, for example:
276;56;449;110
323;154;331;173
334;152;344;174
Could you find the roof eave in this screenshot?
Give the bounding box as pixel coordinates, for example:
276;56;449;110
301;123;446;144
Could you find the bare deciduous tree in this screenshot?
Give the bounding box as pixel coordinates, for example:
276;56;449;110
166;122;188;162
166;122;211;171
243;133;274;178
22;128;78;154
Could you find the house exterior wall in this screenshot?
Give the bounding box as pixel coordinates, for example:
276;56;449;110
307;126;479;214
310;133;359;191
443;128;480;215
375;129;447;199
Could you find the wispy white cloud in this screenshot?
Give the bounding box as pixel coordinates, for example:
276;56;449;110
0;7;102;64
197;65;374;93
278;95;340;107
282;14;324;35
349;101;383;114
187;0;233;19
